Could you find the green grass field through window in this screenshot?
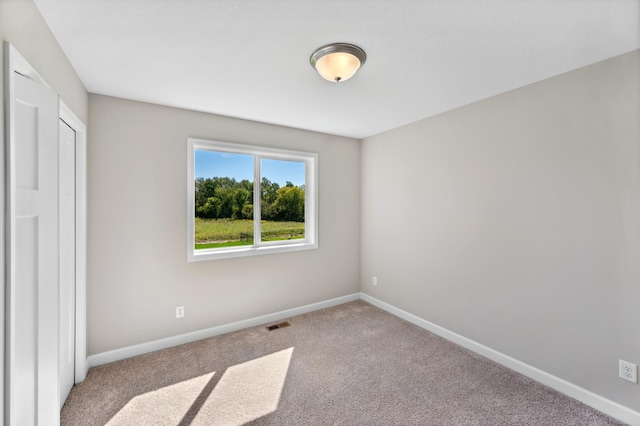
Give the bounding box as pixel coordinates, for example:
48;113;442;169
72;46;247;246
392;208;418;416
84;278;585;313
194;218;304;249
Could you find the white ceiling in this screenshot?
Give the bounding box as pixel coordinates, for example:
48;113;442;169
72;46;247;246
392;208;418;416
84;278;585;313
33;0;640;139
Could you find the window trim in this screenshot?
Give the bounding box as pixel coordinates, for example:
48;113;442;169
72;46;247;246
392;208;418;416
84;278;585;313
187;138;318;261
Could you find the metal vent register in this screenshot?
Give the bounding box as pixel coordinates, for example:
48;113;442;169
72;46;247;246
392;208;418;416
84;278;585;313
266;321;291;331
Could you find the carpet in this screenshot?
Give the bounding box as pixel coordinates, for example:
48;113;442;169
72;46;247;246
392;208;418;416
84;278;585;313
61;300;625;425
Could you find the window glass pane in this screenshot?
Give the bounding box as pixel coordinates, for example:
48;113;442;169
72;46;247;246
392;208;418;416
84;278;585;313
194;150;254;250
260;158;306;242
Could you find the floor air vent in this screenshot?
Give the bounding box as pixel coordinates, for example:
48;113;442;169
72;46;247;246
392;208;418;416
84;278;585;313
266;321;291;331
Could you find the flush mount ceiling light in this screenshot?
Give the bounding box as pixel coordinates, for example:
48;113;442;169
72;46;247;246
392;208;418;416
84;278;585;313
310;43;366;83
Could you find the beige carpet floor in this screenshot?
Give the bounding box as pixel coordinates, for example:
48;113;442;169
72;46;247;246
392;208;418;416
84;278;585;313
61;301;625;425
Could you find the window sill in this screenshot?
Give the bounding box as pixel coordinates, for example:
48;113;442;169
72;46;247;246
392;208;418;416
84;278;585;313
187;241;318;262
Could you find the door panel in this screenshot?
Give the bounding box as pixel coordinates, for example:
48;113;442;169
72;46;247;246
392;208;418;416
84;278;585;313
16;101;39;189
14;217;38;425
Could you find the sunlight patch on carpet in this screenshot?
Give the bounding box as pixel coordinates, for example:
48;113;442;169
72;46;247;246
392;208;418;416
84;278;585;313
103;348;293;425
106;372;216;425
192;347;294;425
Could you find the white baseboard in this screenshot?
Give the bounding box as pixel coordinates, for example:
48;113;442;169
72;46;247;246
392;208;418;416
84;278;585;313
360;293;640;426
86;293;360;369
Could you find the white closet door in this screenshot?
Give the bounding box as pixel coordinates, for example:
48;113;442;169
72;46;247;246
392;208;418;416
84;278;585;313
8;72;60;425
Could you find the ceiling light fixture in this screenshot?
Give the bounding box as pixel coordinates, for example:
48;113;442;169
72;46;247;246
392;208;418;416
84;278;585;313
310;43;366;83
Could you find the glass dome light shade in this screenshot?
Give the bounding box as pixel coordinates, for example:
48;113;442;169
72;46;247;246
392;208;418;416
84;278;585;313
315;52;361;82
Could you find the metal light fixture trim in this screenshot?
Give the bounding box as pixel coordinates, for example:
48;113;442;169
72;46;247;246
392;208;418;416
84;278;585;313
310;43;367;83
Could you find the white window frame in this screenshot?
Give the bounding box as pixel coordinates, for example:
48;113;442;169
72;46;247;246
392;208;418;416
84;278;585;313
187;138;318;261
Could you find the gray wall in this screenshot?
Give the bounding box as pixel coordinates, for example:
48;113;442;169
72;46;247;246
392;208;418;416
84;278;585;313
0;0;88;418
361;50;640;411
87;94;361;355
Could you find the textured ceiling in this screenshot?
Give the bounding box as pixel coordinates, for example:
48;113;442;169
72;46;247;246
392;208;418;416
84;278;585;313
33;0;640;139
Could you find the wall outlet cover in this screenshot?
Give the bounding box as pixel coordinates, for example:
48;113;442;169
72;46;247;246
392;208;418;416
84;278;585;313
619;360;638;383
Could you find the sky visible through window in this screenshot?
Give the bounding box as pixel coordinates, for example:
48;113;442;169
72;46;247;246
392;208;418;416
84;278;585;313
195;150;305;186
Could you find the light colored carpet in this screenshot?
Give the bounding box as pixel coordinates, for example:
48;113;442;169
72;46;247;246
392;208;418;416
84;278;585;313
61;301;625;425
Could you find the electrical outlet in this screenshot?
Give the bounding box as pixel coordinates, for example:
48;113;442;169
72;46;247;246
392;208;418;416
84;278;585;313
619;360;638;383
372;276;378;286
176;306;185;319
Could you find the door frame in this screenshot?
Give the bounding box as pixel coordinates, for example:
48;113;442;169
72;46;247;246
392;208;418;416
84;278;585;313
4;43;88;403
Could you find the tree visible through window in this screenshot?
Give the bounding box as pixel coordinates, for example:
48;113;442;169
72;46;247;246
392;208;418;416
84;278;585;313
187;139;317;261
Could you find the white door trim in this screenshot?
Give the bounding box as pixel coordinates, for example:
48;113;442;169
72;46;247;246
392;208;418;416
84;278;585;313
59;102;88;382
2;40;30;426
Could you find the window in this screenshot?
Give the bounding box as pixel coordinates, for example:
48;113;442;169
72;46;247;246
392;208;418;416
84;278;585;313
187;138;317;261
